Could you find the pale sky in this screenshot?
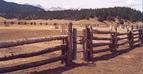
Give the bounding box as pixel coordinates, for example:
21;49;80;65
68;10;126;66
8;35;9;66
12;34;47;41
5;0;143;12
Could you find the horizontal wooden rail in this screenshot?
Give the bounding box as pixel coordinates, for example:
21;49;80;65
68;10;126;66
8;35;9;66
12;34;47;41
133;29;139;32
93;37;111;40
0;45;66;61
0;35;68;48
133;36;139;39
92;42;111;47
77;41;82;44
117;33;128;36
118;37;128;40
93;48;111;53
0;55;65;73
77;36;83;37
117;41;128;46
92;29;114;34
134;39;140;43
133;33;139;36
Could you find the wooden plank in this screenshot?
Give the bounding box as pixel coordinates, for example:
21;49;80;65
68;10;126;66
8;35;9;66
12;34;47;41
0;55;65;73
93;48;111;53
117;32;128;36
92;29;114;34
133;29;139;32
93;37;111;40
133;36;139;39
0;45;66;61
133;39;140;43
133;32;139;36
117;41;128;46
0;35;68;48
118;37;128;40
92;42;111;47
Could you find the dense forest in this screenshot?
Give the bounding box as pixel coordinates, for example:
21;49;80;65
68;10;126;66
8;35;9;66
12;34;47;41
43;7;143;22
0;0;143;22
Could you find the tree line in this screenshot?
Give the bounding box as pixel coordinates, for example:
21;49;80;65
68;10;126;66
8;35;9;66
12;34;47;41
0;7;143;22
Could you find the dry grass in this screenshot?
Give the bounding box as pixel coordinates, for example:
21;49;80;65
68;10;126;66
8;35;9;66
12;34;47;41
0;29;63;41
0;19;143;74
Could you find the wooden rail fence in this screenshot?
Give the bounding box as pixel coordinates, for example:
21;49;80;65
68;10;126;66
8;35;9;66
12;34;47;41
0;23;143;73
0;23;77;73
82;25;143;62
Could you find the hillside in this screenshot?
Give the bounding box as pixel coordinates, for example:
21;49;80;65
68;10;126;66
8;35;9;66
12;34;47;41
0;0;142;22
0;0;45;19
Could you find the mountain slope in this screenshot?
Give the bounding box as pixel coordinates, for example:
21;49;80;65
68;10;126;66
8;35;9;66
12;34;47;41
0;0;45;19
0;0;44;12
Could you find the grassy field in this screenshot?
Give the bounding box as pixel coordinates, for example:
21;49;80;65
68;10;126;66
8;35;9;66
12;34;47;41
0;29;63;41
0;24;65;41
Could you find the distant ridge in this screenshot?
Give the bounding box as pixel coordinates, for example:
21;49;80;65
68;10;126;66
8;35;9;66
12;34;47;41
47;7;66;11
0;0;45;19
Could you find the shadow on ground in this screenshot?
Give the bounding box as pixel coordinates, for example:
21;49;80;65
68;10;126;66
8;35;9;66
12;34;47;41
31;44;142;74
93;44;142;62
31;63;87;74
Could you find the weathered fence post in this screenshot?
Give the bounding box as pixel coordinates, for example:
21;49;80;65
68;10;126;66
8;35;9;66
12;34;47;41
61;24;68;64
83;29;88;61
61;38;67;64
139;28;143;44
83;25;94;62
128;31;134;49
142;29;143;44
65;23;73;65
89;26;94;62
109;26;118;52
72;28;77;60
110;32;118;52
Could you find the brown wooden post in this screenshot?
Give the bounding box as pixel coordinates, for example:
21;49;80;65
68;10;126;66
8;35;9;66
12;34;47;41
142;29;143;40
109;26;118;52
65;23;73;65
142;29;143;43
139;29;143;44
89;26;94;62
110;32;118;53
61;24;64;34
61;38;67;64
131;26;134;31
83;28;88;61
72;28;77;60
128;31;134;49
83;25;94;62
